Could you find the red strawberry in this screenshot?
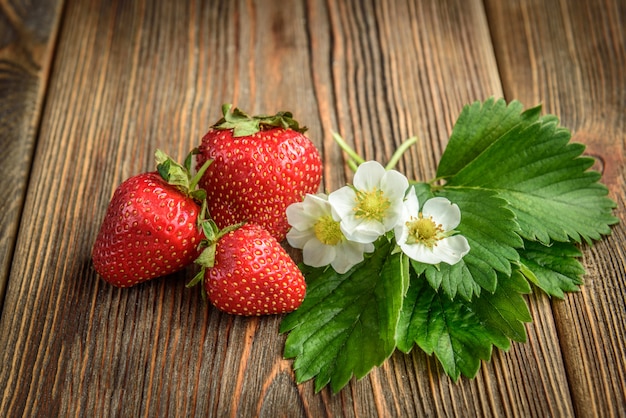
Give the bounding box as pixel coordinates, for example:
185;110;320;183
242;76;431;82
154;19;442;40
196;105;322;242
188;223;306;316
92;149;211;287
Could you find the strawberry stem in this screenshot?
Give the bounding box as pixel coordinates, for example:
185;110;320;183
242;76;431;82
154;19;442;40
189;157;212;191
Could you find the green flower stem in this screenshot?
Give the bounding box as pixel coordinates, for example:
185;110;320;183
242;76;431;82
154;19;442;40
385;136;418;171
332;132;365;170
347;159;359;173
331;132;418;172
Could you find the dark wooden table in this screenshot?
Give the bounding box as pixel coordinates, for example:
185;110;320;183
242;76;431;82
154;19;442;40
1;0;624;416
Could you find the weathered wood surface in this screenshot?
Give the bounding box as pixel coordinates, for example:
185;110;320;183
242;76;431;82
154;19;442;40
0;0;623;416
0;0;63;310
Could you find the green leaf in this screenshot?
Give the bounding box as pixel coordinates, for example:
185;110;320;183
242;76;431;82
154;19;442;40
414;187;522;300
469;269;532;348
519;240;585;298
438;98;617;244
280;240;406;393
397;268;532;380
437;98;540;178
421;260;479;301
396;275;494;380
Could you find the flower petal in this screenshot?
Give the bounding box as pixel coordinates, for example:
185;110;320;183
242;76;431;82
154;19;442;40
402;187;420;215
340;217;385;244
286;227;314;249
380;169;409;201
352;161;386;190
286;193;332;231
286;202;316;231
422;197;461;230
302;193;331;219
302;239;336;268
435;235;471;265
400;241;442;264
328;186;357;219
330;242;362;274
394;222;409;246
382;203;405;231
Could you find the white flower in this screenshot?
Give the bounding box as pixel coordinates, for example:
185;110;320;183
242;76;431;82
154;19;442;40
286;193;375;274
328;161;409;244
394;188;470;265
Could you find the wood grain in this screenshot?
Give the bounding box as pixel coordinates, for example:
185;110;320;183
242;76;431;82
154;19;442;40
486;0;626;416
0;0;623;416
0;0;64;308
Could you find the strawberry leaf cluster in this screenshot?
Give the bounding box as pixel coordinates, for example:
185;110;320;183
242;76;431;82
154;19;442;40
280;98;618;393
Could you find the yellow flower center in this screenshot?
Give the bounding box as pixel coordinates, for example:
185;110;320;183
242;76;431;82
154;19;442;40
314;215;344;245
405;213;444;248
353;189;390;222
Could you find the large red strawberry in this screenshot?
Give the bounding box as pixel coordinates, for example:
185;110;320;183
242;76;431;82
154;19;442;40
196;105;322;242
92;149;211;287
188;223;306;316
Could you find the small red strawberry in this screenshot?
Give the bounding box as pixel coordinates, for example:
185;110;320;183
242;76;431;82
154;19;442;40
92;149;212;287
188;223;306;316
196;105;323;242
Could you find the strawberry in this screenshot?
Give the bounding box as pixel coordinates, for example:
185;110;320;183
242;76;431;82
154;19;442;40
196;105;323;242
92;149;212;287
188;223;306;316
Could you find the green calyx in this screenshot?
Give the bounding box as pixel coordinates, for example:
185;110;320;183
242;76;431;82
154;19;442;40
155;148;212;202
213;103;307;137
154;148;219;296
185;212;247;290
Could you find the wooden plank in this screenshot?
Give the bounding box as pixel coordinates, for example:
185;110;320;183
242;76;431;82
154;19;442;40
0;0;597;415
485;0;626;416
0;1;64;307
